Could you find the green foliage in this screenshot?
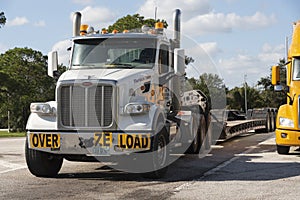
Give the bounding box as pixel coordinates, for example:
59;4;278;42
0;12;6;28
226;85;264;112
0;48;64;130
187;73;227;109
107;14;168;32
0;131;25;138
256;58;286;108
227;58;286;111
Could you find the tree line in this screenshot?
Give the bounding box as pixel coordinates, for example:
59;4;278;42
0;48;65;130
0;46;286;130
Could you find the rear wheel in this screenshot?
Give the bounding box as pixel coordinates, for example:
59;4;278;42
277;145;290;155
186;114;202;154
25;137;63;177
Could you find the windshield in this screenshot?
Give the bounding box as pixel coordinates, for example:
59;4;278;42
71;38;157;69
292;57;300;80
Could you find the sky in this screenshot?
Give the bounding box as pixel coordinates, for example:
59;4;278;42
1;0;300;88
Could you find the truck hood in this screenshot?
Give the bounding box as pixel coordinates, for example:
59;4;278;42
58;68;153;84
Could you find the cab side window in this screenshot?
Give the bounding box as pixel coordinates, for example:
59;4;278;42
159;44;169;74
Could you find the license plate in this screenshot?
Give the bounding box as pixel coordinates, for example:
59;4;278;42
30;133;60;148
94;132;113;147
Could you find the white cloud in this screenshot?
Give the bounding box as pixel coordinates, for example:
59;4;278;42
184;12;276;35
72;0;94;5
186;42;222;59
0;43;8;54
33;20;46;27
51;40;72;66
258;43;285;63
138;0;211;22
218;43;285;88
138;0;276;36
70;6;116;28
7;16;29;26
184;42;223;79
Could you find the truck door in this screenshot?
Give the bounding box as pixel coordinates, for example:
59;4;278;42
158;44;172;109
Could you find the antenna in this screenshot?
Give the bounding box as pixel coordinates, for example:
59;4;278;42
286;36;288;60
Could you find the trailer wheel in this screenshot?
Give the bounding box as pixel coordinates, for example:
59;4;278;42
273;111;277;131
277;145;290;155
142;123;169;179
260;112;272;133
25;137;63;177
269;111;275;132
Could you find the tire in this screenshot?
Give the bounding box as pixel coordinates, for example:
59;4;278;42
203;124;211;151
142;123;169;179
277;145;290;155
186;114;206;154
265;112;271;132
25;137;63;177
273;111;277;131
270;112;274;132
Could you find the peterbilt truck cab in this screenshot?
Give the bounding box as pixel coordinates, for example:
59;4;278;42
25;9;210;178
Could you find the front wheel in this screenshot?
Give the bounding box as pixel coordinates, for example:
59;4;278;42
25;138;63;177
277;145;290;155
142;123;169;179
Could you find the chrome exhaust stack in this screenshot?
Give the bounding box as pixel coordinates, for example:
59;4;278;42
173;9;181;48
171;9;183;114
73;12;82;37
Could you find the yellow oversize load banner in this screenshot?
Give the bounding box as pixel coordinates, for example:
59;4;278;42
30;133;60;148
94;133;151;150
118;134;151;150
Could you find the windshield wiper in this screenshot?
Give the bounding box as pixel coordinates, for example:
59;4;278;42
105;63;135;68
72;64;95;66
72;64;96;69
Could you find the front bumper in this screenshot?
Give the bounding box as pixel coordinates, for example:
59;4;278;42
275;128;300;146
26;131;152;156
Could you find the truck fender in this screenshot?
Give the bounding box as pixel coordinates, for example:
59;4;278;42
26;101;57;130
151;106;167;136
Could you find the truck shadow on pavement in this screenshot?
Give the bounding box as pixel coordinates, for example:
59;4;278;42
56;143;300;182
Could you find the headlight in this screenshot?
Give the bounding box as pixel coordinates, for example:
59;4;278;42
279;117;294;128
124;103;150;114
30;103;53;115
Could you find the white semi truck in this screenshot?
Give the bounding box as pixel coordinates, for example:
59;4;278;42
25;9;210;178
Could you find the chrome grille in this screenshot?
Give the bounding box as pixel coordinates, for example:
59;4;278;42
59;84;114;128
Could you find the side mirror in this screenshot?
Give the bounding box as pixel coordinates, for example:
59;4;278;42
174;48;185;76
271;65;280;85
48;51;58;77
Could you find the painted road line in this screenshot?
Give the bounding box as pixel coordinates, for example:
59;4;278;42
174;135;275;192
0;160;26;174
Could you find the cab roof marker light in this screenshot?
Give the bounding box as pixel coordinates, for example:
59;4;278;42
141;25;150;33
101;29;108;34
80;24;88;35
87;26;95;34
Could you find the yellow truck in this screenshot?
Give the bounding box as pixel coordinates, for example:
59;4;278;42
272;20;300;154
